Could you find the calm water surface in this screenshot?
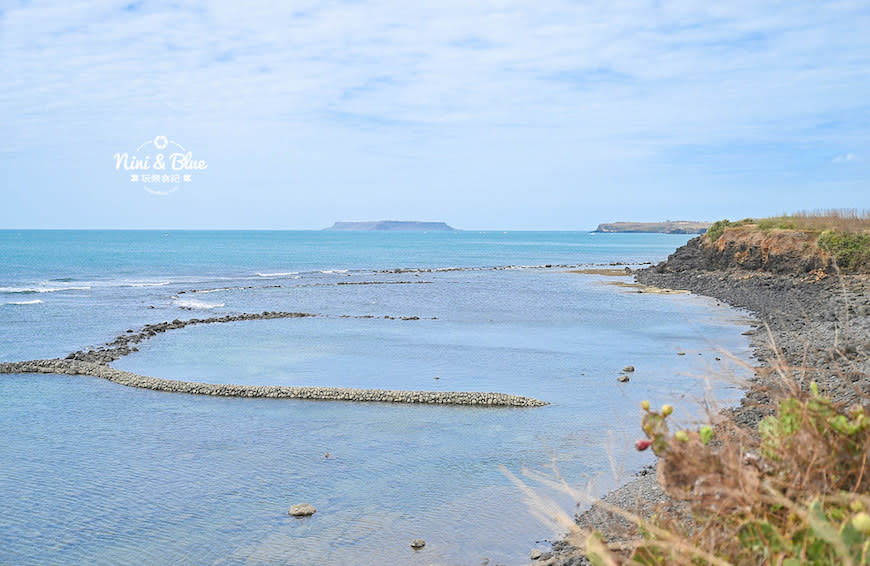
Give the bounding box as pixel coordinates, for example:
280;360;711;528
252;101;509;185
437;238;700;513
0;231;752;565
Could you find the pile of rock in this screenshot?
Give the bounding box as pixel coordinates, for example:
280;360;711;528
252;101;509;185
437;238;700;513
0;359;548;407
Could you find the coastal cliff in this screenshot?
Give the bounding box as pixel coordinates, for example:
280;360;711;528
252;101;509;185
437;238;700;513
653;221;870;275
644;221;870;404
593;221;711;234
552;214;870;565
651;230;830;274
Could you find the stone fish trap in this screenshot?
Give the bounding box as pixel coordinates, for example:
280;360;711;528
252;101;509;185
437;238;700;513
0;311;548;407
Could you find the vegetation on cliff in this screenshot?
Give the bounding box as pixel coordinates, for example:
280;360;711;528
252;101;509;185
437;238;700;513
701;211;870;273
817;231;870;273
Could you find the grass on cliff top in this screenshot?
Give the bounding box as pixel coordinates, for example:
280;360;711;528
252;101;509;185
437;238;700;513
705;210;870;273
705;210;870;243
755;210;870;234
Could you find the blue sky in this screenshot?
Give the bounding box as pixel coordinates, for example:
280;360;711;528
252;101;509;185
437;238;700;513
1;0;868;230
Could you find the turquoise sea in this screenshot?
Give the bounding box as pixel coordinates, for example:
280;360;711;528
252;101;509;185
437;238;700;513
0;231;752;565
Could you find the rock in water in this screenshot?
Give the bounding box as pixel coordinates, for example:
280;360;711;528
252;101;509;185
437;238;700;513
622;365;635;372
617;375;630;383
410;538;426;549
288;503;316;517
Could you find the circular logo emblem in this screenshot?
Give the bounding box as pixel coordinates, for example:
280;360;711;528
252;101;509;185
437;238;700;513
114;135;207;196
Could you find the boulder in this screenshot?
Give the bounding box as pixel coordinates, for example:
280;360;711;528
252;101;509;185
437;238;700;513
288;503;316;517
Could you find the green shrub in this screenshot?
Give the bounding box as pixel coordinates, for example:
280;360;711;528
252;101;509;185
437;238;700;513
586;388;870;565
705;218;756;243
817;230;870;272
757;217;799;231
705;219;734;243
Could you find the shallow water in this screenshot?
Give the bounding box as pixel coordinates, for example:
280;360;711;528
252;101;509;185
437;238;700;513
0;231;752;565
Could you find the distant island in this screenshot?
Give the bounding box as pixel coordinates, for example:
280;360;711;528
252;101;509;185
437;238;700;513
593;220;711;234
326;221;458;232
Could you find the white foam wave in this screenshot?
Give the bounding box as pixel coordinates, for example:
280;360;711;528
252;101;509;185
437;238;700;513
3;299;44;305
123;281;171;288
193;287;231;294
320;269;349;274
256;271;298;277
0;286;91;294
174;298;225;310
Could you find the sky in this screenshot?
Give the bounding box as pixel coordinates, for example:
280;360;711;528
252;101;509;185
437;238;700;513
1;0;868;230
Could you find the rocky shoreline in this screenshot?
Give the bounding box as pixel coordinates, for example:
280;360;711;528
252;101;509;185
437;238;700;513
545;236;870;566
0;311;548;407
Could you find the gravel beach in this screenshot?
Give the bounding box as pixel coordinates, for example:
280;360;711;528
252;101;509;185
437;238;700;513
545;237;870;565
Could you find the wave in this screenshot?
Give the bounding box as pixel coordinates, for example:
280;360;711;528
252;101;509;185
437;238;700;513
122;281;171;288
256;272;298;278
191;287;231;294
320;269;349;274
2;299;44;306
174;298;225;310
0;286;91;294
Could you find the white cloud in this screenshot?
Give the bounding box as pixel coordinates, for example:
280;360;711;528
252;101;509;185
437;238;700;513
3;1;869;146
1;0;869;228
832;153;859;163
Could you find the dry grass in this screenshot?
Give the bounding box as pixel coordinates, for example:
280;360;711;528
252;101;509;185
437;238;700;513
707;210;870;243
757;210;870;234
630;354;870;565
511;339;870;565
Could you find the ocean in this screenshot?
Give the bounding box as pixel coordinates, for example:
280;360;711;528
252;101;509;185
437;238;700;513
0;230;752;565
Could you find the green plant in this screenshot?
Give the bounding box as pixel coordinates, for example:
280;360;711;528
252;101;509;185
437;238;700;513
586;389;870;565
705;220;735;243
817;230;870;272
705;218;756;242
757;217;799;231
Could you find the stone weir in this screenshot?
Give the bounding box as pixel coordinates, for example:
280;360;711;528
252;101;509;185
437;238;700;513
1;311;548;407
0;359;547;406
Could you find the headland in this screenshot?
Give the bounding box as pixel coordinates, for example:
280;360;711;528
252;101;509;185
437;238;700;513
593;221;711;234
550;213;870;565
